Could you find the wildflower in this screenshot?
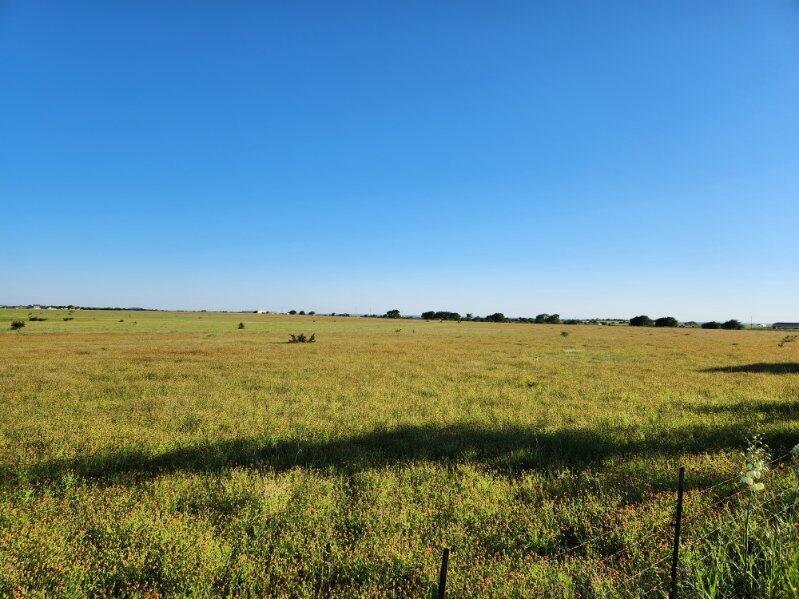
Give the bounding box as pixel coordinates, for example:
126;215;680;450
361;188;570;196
740;434;770;493
741;434;771;560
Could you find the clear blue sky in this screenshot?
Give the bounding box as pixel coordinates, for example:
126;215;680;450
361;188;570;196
2;1;798;321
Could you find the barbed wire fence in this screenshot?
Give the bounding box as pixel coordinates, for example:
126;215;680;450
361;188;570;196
434;449;798;598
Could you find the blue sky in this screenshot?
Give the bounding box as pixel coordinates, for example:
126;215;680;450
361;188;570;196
1;1;798;321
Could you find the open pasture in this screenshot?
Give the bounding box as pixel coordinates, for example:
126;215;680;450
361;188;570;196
1;310;798;596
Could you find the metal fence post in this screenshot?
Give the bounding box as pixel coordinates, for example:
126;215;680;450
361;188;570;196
438;547;450;599
669;467;685;599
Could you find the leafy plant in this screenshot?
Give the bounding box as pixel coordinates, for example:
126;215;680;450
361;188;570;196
288;333;315;343
10;320;25;330
238;322;245;329
28;316;47;322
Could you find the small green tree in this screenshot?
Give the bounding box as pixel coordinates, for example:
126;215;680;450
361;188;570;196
545;314;561;324
288;310;297;315
701;321;722;329
10;320;25;330
385;309;401;319
485;313;506;322
722;319;744;330
238;322;245;329
629;315;653;327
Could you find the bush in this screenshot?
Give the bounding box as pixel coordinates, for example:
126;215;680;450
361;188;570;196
28;316;47;322
545;314;561;324
385;309;401;319
702;321;722;329
485;313;506;323
288;333;315;343
63;317;74;321
655;316;679;328
629;315;653;327
238;322;245;329
561;331;569;337
288;310;297;315
778;335;798;347
722;319;744;330
10;320;25;330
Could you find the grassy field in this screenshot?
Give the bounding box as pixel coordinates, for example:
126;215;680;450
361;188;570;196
1;309;798;597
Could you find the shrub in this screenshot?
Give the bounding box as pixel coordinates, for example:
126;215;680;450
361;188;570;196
778;335;798;347
385;309;401;319
561;331;569;337
485;313;506;323
288;333;315;343
545;314;561;324
238;322;245;329
28;316;47;322
63;317;74;321
299;311;306;315
288;310;297;315
722;319;744;330
629;315;653;327
702;321;722;329
655;316;679;328
10;320;25;330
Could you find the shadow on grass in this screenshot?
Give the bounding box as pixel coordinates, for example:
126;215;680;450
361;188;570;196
9;422;797;490
685;400;799;424
702;362;799;374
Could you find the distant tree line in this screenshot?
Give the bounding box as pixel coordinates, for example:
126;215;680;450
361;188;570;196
415;311;562;324
369;310;748;330
701;320;744;330
629;315;744;329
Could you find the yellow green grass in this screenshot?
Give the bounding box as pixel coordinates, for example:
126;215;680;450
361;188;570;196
1;309;798;596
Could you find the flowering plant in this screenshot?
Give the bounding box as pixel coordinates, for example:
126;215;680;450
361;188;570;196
740;434;769;493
